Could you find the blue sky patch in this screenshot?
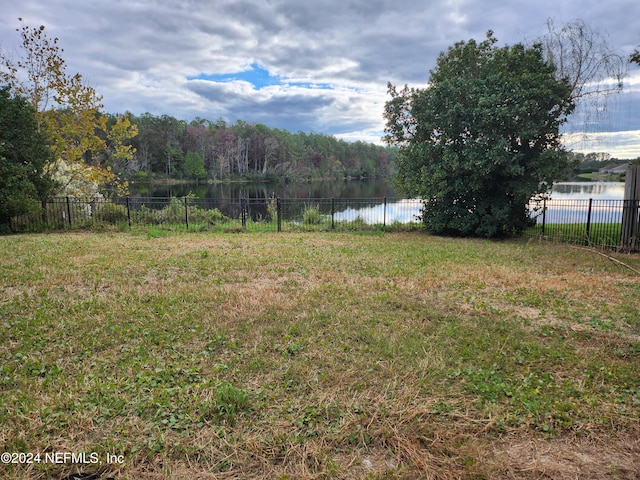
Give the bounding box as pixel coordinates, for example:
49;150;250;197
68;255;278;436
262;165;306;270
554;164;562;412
188;63;280;88
188;63;334;91
287;81;334;90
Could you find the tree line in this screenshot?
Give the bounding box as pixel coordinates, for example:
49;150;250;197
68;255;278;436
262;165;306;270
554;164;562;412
113;113;396;183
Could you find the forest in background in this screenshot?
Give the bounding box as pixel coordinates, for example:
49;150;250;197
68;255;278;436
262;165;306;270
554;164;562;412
102;112;633;188
104;113;397;184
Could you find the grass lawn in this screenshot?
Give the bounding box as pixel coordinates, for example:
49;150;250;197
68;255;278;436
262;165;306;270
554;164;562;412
576;173;622;181
525;223;623;250
1;231;639;479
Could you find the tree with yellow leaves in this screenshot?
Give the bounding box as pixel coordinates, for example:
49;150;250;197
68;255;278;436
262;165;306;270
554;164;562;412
0;19;137;197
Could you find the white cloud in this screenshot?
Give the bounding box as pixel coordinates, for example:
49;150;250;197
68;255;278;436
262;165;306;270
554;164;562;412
0;0;639;156
564;130;640;159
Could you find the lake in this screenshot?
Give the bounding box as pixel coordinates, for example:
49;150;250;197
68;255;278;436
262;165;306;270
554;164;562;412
550;182;625;200
129;179;625;201
128;178;401;201
128;179;626;225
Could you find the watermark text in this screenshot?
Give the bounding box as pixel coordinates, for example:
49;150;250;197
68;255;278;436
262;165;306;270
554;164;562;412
1;451;124;465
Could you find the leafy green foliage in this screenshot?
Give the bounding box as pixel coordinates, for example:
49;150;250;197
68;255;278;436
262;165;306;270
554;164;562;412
0;87;57;232
385;32;575;237
183;151;207;180
188;204;227;226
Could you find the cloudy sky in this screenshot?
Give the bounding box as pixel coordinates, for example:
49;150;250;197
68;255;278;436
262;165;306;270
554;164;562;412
1;0;639;158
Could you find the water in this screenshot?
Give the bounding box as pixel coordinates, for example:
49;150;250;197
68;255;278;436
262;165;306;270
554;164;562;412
129;179;625;200
533;183;626;225
549;182;625;200
128;178;401;200
128;179;626;225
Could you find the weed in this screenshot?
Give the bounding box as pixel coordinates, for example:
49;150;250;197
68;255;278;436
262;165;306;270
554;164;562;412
267;193;278;222
302;204;324;225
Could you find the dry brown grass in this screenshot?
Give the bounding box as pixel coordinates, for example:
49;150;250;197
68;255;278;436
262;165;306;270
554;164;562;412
483;433;640;479
0;231;639;479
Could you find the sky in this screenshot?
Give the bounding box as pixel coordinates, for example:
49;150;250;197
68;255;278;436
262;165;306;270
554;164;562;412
1;0;639;158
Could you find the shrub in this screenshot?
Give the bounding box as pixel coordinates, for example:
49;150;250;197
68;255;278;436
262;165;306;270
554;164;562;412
133;205;162;225
188;206;227;225
161;197;187;224
302;204;324;225
95;202;129;224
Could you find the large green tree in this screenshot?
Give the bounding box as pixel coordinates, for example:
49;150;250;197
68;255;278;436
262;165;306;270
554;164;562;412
385;32;575;237
0;87;57;232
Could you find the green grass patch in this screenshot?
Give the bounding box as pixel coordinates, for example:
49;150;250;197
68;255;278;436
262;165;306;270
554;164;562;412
1;231;639;478
577;173;622;181
526;222;622;248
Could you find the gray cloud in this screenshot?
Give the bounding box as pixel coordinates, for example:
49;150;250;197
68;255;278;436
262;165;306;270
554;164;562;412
1;0;639;156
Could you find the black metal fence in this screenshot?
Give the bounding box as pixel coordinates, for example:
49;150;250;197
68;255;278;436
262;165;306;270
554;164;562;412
8;196;639;252
524;198;639;251
8;196;425;233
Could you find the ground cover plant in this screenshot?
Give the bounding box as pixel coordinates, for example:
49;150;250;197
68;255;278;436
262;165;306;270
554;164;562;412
0;231;639;479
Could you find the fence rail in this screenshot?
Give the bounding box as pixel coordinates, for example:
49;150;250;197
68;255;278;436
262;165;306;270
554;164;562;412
8;196;640;252
525;198;639;251
9;196;425;234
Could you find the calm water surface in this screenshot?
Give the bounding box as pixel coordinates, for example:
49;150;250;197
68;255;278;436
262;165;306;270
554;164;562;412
129;179;625;200
128;178;399;200
550;182;625;200
128;179;625;225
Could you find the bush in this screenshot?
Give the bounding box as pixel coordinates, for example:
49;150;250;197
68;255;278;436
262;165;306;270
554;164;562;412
95;202;129;224
133;205;163;225
336;215;369;231
131;199;228;227
188;206;227;225
161;197;187;224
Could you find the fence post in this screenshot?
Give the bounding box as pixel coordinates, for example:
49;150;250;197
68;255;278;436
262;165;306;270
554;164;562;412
184;197;189;229
584;198;593;246
331;197;335;230
541;198;546;237
621;165;640;251
241;197;247;228
383;196;387;227
277;197;282;232
126;196;131;228
41;200;47;229
66;196;72;228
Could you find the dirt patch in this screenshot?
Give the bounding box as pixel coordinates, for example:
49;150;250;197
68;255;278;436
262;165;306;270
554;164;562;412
480;432;640;479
